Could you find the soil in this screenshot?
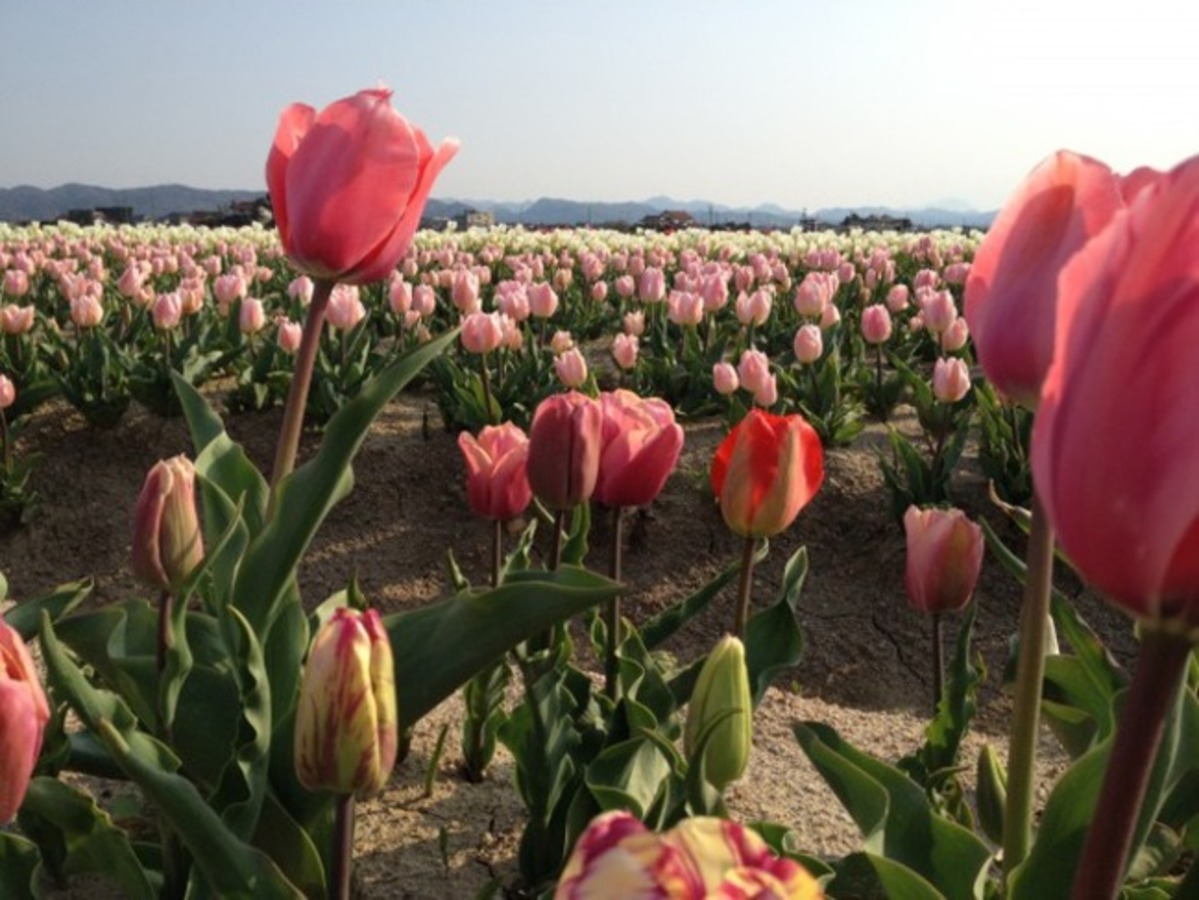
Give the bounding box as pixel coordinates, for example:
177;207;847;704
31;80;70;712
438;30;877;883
2;385;1139;898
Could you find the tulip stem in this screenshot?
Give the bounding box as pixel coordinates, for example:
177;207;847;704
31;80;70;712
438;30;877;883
269;278;333;498
930;611;944;716
491;518;503;589
549;509;565;571
1002;490;1055;879
0;409;11;474
1071;627;1193;900
479;350;495;425
331;793;356;900
156;588;173;739
733;536;757;639
604;506;624;701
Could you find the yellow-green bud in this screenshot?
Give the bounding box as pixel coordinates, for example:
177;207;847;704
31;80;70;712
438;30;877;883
684;634;752;792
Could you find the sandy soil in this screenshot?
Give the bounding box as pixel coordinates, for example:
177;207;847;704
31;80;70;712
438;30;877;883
2;384;1138;898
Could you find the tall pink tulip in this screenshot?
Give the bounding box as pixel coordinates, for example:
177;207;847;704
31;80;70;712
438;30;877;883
592;390;684;508
610;333;638;370
460;311;504;355
0;305;34;335
267;87;458;285
903;506;984;614
553;347;588;389
712;361;739;395
526;391;602;511
457;423;532;521
0;620;51;823
860;304;892;344
964;150;1122;408
0;375;14;410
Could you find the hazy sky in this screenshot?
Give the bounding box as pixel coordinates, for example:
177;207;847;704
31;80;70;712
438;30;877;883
2;0;1196;211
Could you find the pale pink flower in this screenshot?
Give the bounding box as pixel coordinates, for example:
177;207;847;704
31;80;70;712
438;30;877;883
451;269;481;314
753;373;778;408
793;324;823;364
712;361;739;395
942;316;970;352
550;329;575;355
736;349;772;397
0;374;15;410
327;285;366;331
614;274;636;299
0;305;34;335
153;293;184;330
528;282;559;319
933;357;971;403
638;267;666;303
277;318;303;353
623;310;645;336
885;284;910;312
667;290;704;327
413;283;437;317
590;281;609;303
820;302;841;330
861;304;893;345
388;276;412;316
461;311;504;355
611;333;638;370
554;347;588;388
238;297;266;335
288;275;315;306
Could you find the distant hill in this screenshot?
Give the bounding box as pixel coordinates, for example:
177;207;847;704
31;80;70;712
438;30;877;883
0;183;995;230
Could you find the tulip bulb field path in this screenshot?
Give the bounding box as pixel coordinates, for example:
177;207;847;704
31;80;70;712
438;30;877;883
6;386;1136;899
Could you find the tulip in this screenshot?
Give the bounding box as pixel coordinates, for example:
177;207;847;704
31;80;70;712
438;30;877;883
527;281;559;319
550;329;575;355
734;288;772;326
554;347;588;389
753;373;778;408
152;293;183;330
793;324;823;364
2;270;30;298
267;87;458;284
460;311;504;355
555;811;822;900
593;390;684;510
932;357;971;404
736;349;772;398
964;150;1122;408
921;289;958;335
712;361;739;395
711;409;824;540
294;607;397;798
819;302;841;330
213;272;247;309
0;304;34;335
623;310;645;336
526;391;602;513
942;316;970;353
69;294;104;328
326;284;366;331
903;506;984;614
684;635;752;791
238;297;266;335
457;422;532;522
667;289;704;327
638;266;666;303
131;455;204;592
288;274;314;306
277;319;303;354
610;332;638;371
0;375;12;411
412;283;437;317
885;283;910;312
451;268;481;314
860;303;893;345
589;280;608;303
387;276;412;316
0;619;51;823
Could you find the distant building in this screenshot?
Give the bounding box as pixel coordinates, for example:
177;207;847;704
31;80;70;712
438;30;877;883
62;206;135;226
839;212;913;232
453;209;495;229
165;196;273;228
639;209;697;231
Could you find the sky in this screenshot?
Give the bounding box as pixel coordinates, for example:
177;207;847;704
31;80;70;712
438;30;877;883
1;0;1196;213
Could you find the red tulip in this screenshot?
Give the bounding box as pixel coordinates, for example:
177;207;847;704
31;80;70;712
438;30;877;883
964;150;1122;408
526;392;602;511
266;88;458;285
457;423;532;521
0;619;50;823
903;505;984;613
710;409;824;538
1032;154;1199;626
593;390;684;509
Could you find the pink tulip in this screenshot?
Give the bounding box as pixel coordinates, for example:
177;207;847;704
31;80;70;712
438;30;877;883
0;305;34;335
527;281;559;319
734;288;772;326
554;347;588;389
903;505;984;613
793;324;823;364
667;289;704;327
451;269;481;314
277;319;303;354
69;294;104;328
288;274;315;306
460;311;504;355
526;391;602;510
885;283;910;313
819;301;841;330
921;289;958;335
326;284;366;331
736;349;772;397
964;150;1123;408
213;272;247;309
712;361;739;395
267;87;458;284
457;422;532;521
387;276;412;316
0;375;14;410
593;390;684;508
2;270;30;298
589;280;608;303
638;266;666;303
623;310;645;336
550;330;575;355
238;297;266;335
412;283;437;317
1032;153;1199;625
942;316;970;352
753;373;778;408
932;357;971;404
861;304;893;345
0;620;51;823
131;455;204;592
610;333;638;370
153;293;184;330
793;271;835;318
294;608;397;798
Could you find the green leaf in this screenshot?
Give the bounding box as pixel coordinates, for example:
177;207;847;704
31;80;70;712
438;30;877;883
250;792;326;900
830;851;947;900
387;565;618;729
2;578;92;642
744;545;807;705
0;832;42;900
584;738;673;818
20;777;154;899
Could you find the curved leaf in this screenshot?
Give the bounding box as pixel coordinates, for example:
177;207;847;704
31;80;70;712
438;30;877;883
745;545;807;705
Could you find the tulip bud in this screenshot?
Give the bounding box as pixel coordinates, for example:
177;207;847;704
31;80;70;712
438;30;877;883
238;297;266;335
131;455;204;592
712;361;739;395
294;608;397;798
975;743;1008;847
685;635;752;791
903;505;984;613
0;620;51;823
793;324;823;364
932;357;971;404
0;374;15;410
554;348;588;389
526;391;602;511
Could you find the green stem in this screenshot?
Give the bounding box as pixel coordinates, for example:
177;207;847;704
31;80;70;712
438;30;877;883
604;507;624;701
491;517;503;589
331;793;356;900
1002;490;1055;879
931;611;944;716
479;350;495;425
733;536;757;639
155;587;184;898
269;278;333;497
0;410;10;475
1071;628;1193;900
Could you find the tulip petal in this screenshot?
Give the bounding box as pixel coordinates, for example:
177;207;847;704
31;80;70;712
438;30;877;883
0;679;40;823
265;102;316;252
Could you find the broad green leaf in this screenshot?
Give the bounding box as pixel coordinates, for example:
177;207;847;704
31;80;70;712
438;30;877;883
584;738;672;818
0;832;42;900
744;546;808;705
250;791;326;900
2;578;92;641
830;851;947;900
386;565;618;729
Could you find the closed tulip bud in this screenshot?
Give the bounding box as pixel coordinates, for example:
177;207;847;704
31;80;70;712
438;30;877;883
622;310;645;336
2;270;30;298
861;303;893;344
527;281;559;319
903;505;984;613
638;266;666;303
526;391;602;511
610;332;638;370
550;329;575;355
593;390;683;508
684;636;752;790
460;310;504;355
712;361;739;395
69;294;104;328
387;276;412;316
277;319;303;354
793;324;824;364
614;274;636;299
267;87;458;285
412;283;437;317
942;315;970;352
238;297;266;335
0;305;34;335
589;280;608;303
886;283;910;312
131;455;204;592
0;374;14;410
753;374;778;408
327;284;366;331
736;349;772;398
711;409;824;539
457;422;532;521
932;357;971;404
921;289;958;335
0;620;51;823
451;268;481;314
288;274;314;306
295;608;397;798
213;272;247;309
554;347;588;389
152;293;183;330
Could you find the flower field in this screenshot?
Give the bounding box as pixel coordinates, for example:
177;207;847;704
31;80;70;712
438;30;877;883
0;88;1195;900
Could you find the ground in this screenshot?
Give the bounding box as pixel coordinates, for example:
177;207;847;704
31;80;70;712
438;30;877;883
3;385;1138;898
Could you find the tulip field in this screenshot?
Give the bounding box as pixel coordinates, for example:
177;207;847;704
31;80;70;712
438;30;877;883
0;89;1196;900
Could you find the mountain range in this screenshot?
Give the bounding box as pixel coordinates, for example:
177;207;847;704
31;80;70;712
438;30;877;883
0;183;995;229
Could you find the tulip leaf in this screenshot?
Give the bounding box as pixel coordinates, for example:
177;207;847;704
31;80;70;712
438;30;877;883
386;565;618;729
744;545;807;706
0;832;42;900
249;791;327;899
640;539;768;650
584;737;673;819
19;776;155;900
93;720;303;899
794;721;991;900
2;578;92;642
829;851;946;900
231;328;457;636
